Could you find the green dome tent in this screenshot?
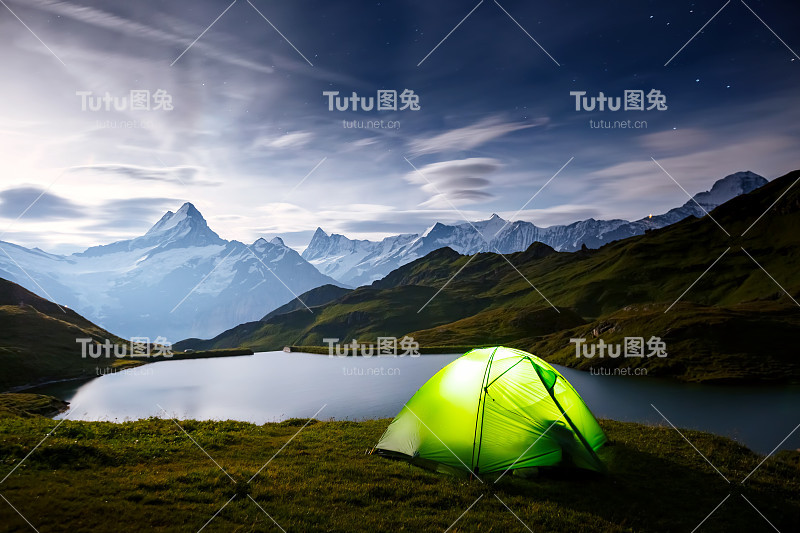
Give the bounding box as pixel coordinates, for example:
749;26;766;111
374;347;607;475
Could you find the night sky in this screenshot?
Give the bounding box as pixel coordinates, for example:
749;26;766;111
1;0;798;252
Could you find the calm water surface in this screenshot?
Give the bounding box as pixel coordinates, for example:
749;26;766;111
35;352;800;454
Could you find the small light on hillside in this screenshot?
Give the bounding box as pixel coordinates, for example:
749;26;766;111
648;214;652;219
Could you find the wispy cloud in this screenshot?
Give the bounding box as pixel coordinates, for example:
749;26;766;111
0;188;181;251
407;116;547;156
0;186;81;219
68;163;209;184
253;131;314;150
19;0;276;73
502;204;607;227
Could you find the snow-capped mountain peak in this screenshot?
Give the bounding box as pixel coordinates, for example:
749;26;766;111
690;171;767;209
146;202;201;234
302;228;330;260
251;237;272;251
420;222;438;238
144;202;217;238
129;202;222;251
251;236;287;253
471;213;508;238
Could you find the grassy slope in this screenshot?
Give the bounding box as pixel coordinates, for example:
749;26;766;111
526;301;800;382
179;284;491;351
406;305;586;347
0;393;68;418
261;284;352;321
407;301;800;383
183;171;800;382
0;404;797;532
0;279;127;391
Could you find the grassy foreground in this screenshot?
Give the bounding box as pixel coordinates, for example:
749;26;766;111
0;400;798;532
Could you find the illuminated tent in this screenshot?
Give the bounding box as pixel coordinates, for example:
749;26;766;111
374;347;606;475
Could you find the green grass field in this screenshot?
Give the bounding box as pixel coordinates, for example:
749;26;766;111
1;395;798;532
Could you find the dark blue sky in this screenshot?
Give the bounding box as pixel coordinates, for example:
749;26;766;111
0;0;798;251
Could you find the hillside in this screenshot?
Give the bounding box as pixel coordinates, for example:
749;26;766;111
179;170;800;382
261;284;352;321
530;301;800;383
0;278;126;391
407;301;800;383
0;406;798;532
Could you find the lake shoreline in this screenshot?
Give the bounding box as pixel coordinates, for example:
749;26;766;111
2;347;255;394
283;345;795;386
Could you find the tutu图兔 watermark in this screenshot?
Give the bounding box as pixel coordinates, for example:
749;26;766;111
96;366;154;377
570;89;667;111
323;89;420;111
94;119;154;129
323;336;420;357
570;336;667;358
589;367;648;376
76;89;174;112
76;336;173;358
342;119;400;129
342;367;400;377
589;119;647;129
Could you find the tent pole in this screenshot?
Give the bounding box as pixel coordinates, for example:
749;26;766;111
538;367;606;473
472;348;498;474
470;349;493;471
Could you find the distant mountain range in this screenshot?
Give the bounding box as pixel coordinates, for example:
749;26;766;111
178;169;800;383
0;203;342;341
0;170;769;343
303;171;767;286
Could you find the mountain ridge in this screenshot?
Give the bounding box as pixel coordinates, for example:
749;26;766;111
302;171;767;285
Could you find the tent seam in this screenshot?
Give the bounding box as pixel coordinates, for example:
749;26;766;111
472;346;498;474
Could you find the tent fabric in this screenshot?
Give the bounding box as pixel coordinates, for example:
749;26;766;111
375;346;607;474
